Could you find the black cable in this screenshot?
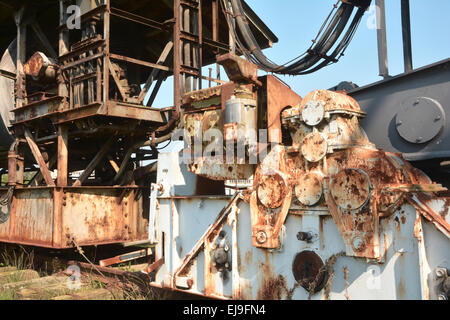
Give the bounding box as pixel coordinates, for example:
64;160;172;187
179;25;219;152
222;0;369;76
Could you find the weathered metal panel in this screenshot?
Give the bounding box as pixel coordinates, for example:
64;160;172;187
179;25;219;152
0;188;54;247
61;188;147;247
0;187;148;248
349;58;450;161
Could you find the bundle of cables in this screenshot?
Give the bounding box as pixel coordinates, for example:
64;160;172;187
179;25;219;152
221;0;371;75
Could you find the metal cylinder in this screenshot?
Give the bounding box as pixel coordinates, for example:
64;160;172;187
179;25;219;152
224;94;257;145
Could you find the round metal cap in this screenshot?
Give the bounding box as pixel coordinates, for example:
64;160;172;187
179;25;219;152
257;173;287;209
292;251;328;293
396;97;445;144
331;168;371;211
301;132;328;163
302;100;325;126
295;173;323;206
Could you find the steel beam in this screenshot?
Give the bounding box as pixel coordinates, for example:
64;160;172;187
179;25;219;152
401;0;413;73
375;0;389;79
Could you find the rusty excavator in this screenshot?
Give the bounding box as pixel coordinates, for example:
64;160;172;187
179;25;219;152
0;0;448;300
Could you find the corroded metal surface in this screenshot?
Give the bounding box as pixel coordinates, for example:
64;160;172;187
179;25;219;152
0;187;148;248
295;172;323;206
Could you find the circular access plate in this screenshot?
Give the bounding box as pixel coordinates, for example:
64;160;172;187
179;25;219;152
292;251;328;293
331;168;371;211
257;173;287;209
396;97;445;144
302;100;325;127
301;132;328;163
295;173;323;206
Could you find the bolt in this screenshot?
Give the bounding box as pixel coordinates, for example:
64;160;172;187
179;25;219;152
414;100;420;105
297;231;313;242
435;116;442;121
436;268;447;278
224;245;229;252
352;236;365;251
256;231;267;244
396;121;402;126
225;262;230;269
416;137;423;143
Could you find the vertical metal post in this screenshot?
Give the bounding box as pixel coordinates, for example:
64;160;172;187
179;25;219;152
58;1;69;99
198;0;203;90
14;7;26;108
227;0;236;54
103;0;110;105
183;6;191;93
57;125;68;187
174;0;182;112
212;0;219;43
376;0;389;79
401;0;413;73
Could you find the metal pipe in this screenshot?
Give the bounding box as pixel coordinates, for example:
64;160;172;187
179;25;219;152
401;0;413;73
376;0;389;79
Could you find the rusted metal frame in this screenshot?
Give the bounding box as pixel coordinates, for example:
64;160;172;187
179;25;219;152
146;71;167;107
59;39;105;61
8;140;21;186
212;0;219;43
70;72;97;84
58;4;107;30
180;0;199;10
29;154;57;187
52;187;63;248
108;58;128;102
407;194;450;237
230;201;240;299
109;54;171;72
198;0;203;90
30;22;58;59
23;128;55;187
413;213;431;299
70;261;128;277
201;75;226;85
249;188;292;249
173;193;242;282
143;257;165;274
113;133;172;184
107;155;119;173
110;7;165;31
180;67;201;77
57;125;68;187
61;52;105;71
138;41;174;104
105;101;167;123
96;54;102;103
174;0;183;111
72;135;116;187
203;38;229;52
183;3;192;93
99;248;152;267
15;7;27;108
103;0;110;106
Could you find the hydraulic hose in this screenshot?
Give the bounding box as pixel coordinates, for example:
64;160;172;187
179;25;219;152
222;0;369;75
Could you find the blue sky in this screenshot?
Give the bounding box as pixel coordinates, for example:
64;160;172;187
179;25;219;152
151;0;450;108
